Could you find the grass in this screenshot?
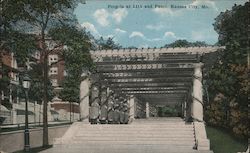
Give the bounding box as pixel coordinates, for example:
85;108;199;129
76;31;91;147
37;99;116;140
13;145;53;153
206;126;248;153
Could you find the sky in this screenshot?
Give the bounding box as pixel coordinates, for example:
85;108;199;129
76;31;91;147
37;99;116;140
74;0;247;48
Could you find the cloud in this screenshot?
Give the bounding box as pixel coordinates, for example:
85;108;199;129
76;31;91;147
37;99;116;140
164;31;177;38
146;24;164;31
191;30;216;41
115;28;127;34
129;31;145;38
93;9;109;27
81;22;99;36
146;31;182;42
112;8;128;23
152;8;175;16
93;8;128;26
139;44;149;48
104;34;114;39
190;1;218;11
191;31;204;41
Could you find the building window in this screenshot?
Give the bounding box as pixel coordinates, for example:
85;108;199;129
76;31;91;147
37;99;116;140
49;67;58;75
48;55;58;65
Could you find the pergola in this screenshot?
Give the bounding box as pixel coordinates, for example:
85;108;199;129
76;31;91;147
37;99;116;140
78;46;224;151
79;46;224;121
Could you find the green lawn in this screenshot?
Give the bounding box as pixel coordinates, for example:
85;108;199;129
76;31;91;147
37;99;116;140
206;126;248;153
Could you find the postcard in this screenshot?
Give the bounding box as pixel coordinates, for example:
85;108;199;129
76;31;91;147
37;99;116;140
0;0;248;153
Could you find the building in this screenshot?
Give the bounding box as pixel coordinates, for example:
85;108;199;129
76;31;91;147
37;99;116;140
0;38;67;124
0;50;19;106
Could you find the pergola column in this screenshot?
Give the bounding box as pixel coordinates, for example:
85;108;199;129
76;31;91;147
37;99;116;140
128;96;135;121
79;77;90;121
146;102;150;118
183;100;187;118
181;102;184;118
191;63;204;122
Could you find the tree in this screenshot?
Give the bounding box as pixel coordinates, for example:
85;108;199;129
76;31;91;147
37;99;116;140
164;40;208;48
28;63;54;104
97;37;122;50
48;26;93;104
49;26;94;123
205;2;249;137
1;0;83;146
1;0;38;112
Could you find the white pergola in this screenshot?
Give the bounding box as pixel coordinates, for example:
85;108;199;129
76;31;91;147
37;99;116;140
83;46;223;121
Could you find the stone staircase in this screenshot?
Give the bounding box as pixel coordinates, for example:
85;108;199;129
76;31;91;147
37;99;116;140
41;117;213;153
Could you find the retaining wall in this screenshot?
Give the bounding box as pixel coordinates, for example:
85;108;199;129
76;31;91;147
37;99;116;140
0;125;69;153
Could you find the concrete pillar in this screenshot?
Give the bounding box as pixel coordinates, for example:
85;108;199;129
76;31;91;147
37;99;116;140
184;101;187;118
192;63;204;122
79;78;90;120
146;102;150;118
181;102;184;118
128;96;135;120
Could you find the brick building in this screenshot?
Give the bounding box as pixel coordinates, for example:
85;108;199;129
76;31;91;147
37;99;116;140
0;50;19;106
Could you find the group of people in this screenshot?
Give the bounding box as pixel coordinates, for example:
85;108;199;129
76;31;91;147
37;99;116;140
89;85;129;124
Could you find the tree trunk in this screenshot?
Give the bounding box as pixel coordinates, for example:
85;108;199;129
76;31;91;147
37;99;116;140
42;31;49;147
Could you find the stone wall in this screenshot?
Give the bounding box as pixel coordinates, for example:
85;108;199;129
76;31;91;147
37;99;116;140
51;102;80;113
0;101;80;125
0;125;69;153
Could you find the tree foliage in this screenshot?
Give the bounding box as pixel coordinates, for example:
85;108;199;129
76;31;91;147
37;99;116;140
164;40;209;48
97;37;122;50
205;2;249;137
28;63;54;104
49;26;93;103
1;0;84;146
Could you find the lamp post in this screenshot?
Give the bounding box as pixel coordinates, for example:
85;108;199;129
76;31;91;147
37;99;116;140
23;72;31;152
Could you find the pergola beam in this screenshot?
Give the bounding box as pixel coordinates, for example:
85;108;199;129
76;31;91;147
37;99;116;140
105;77;192;83
124;91;187;94
90;46;224;56
120;87;189;91
97;67;194;73
110;82;192;87
102;74;192;79
95;59;198;65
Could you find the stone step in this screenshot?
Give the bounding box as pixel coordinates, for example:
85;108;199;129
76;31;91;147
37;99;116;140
133;120;186;123
70;140;195;145
76;133;195;137
78;125;193;128
79;125;193;127
42;144;214;153
77;129;194;132
81;122;191;125
77;131;194;134
45;118;204;153
73;137;195;141
42;148;213;153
